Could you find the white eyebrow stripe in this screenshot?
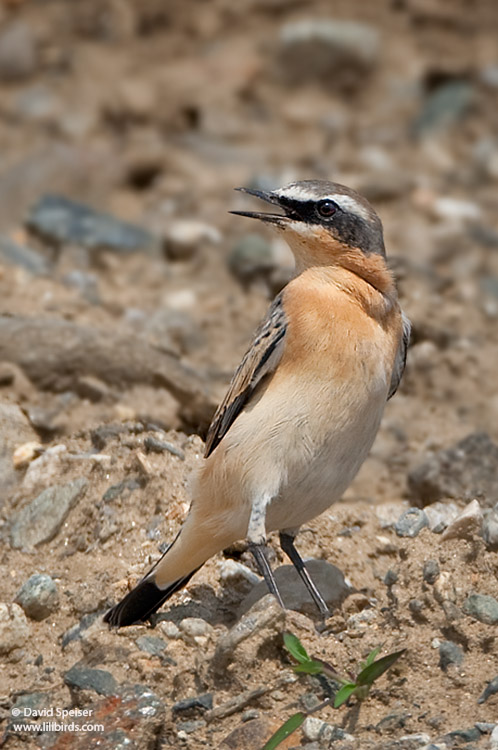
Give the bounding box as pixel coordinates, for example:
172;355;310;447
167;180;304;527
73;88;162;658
274;186;371;221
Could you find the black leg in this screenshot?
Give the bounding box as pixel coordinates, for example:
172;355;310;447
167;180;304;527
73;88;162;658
279;532;330;619
248;542;285;609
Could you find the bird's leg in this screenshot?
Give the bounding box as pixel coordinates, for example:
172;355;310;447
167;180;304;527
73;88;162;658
279;532;331;619
247;495;285;609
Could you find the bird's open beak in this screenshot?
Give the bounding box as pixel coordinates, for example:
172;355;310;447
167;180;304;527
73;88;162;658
229;187;294;225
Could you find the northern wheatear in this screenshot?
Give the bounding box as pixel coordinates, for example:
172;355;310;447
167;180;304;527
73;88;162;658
104;180;410;627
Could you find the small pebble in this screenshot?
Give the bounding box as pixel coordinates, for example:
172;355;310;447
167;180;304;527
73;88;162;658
0;603;30;654
439;641;464;671
395;508;429;538
475;722;496;733
463;593;498;625
159;621;180;639
483;504;498;550
477;675;498;704
241;709;259;722
491;725;498;750
441;499;483;541
384;569;399;586
398;734;431;747
423;560;440;584
302;716;334;742
172;693;213;716
15;574;59;621
179;618;213;639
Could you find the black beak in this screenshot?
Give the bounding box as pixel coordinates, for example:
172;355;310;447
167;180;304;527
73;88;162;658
229;187;293;225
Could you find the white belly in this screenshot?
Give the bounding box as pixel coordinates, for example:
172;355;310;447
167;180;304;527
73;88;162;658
265;383;386;532
218;368;389;535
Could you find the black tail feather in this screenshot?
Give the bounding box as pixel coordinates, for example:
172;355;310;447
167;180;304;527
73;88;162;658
103;569;200;627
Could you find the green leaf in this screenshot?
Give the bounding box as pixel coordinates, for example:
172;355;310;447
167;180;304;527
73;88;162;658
283;632;310;664
333;683;357;708
262;712;306;750
356;649;406;687
293;659;323;675
362;647;380;669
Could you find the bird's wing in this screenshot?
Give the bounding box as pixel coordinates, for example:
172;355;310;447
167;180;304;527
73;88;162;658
204;293;287;457
388;310;411;399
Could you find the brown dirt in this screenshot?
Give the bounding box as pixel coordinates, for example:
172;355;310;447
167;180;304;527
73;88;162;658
1;1;498;748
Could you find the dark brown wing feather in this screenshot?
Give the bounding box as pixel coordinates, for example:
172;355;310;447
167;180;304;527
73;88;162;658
204;293;287;457
388;311;411;399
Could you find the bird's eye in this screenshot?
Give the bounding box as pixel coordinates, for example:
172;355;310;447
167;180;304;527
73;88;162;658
317;200;337;218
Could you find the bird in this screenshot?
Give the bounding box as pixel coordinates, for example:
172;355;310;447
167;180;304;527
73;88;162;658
104;179;411;627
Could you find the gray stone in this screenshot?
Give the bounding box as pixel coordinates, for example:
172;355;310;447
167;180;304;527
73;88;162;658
277;19;379;90
483;504;498;550
0;235;50;275
475;723;496;733
10;477;88;549
408;433;498;508
135;635;167;657
0;21;38;82
439;641;463;671
423;560;440;584
478;675;498;704
15;574;59;621
64;665;117;696
0;403;39;505
441;728;481;744
228;233;275;285
26;195;159;254
413;81;474;136
463;593;498;625
491;726;498;750
394;508;429;537
239;560;351;616
0;602;30;654
172;693;213;716
144;436;185;460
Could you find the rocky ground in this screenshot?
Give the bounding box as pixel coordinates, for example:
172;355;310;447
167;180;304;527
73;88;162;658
1;1;498;748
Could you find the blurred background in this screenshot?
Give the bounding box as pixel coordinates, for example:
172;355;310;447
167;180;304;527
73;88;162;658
1;2;498;745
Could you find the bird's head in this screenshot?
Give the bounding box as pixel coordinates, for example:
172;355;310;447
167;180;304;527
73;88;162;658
231;180;388;283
